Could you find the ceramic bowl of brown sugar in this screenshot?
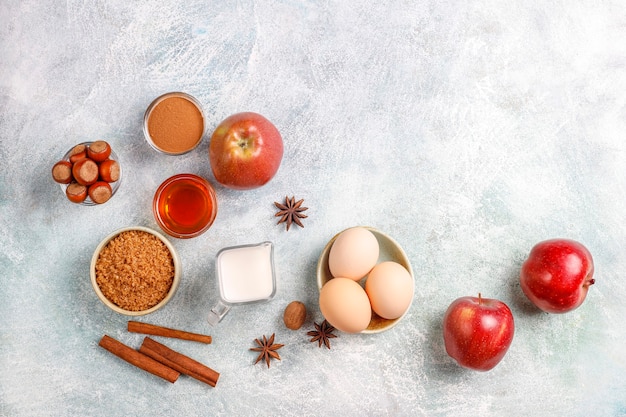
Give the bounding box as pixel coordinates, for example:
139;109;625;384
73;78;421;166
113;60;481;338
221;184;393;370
90;226;181;315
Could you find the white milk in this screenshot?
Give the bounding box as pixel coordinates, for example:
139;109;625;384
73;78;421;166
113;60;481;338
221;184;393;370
208;241;276;326
217;242;275;303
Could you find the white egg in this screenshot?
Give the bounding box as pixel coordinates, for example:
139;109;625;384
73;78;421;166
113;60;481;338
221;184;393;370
365;261;413;320
328;227;379;281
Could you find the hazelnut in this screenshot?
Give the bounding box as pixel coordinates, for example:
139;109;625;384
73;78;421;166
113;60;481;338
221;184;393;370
283;301;307;330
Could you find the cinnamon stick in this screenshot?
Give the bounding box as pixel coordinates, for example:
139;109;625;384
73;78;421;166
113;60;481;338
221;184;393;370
98;335;179;383
139;337;220;387
128;321;212;344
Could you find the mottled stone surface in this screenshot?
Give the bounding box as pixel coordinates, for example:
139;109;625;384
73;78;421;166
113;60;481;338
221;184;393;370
1;1;625;416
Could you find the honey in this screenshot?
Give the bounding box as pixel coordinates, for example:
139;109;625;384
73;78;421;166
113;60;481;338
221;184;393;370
153;174;217;238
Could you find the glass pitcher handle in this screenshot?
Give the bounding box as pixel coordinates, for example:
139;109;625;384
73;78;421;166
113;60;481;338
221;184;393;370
207;300;231;326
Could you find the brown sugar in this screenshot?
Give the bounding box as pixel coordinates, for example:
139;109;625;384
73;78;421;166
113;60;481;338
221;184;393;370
146;95;204;154
95;230;175;311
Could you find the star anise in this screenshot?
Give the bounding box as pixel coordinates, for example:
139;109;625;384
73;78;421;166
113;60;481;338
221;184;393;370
274;196;308;231
250;333;284;368
307;320;337;349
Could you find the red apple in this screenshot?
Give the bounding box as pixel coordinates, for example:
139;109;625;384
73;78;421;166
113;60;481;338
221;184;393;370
443;294;514;371
520;238;595;313
208;112;283;190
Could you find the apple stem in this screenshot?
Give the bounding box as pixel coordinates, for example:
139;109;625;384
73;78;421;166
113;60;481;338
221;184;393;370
237;138;250;150
586;278;596;287
478;292;482;305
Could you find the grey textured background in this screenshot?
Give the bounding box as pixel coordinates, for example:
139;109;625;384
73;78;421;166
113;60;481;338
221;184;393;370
1;1;625;416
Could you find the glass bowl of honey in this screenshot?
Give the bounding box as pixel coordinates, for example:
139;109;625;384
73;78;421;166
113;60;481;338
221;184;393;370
152;173;218;239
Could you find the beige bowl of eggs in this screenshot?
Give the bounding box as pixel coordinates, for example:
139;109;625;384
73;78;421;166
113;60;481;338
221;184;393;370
316;226;414;334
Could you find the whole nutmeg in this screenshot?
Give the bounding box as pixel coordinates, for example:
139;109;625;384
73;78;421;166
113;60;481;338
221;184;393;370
283;301;307;330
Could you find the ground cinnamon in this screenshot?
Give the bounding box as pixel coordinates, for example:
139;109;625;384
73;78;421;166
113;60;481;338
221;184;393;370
146;93;204;154
139;337;220;387
98;335;179;383
128;321;212;344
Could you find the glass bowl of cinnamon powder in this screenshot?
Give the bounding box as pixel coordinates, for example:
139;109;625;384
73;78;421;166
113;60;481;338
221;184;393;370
90;226;181;315
143;92;206;155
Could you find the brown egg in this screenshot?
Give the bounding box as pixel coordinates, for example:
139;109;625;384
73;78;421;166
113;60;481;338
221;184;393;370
365;261;413;320
328;227;379;281
319;277;371;333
